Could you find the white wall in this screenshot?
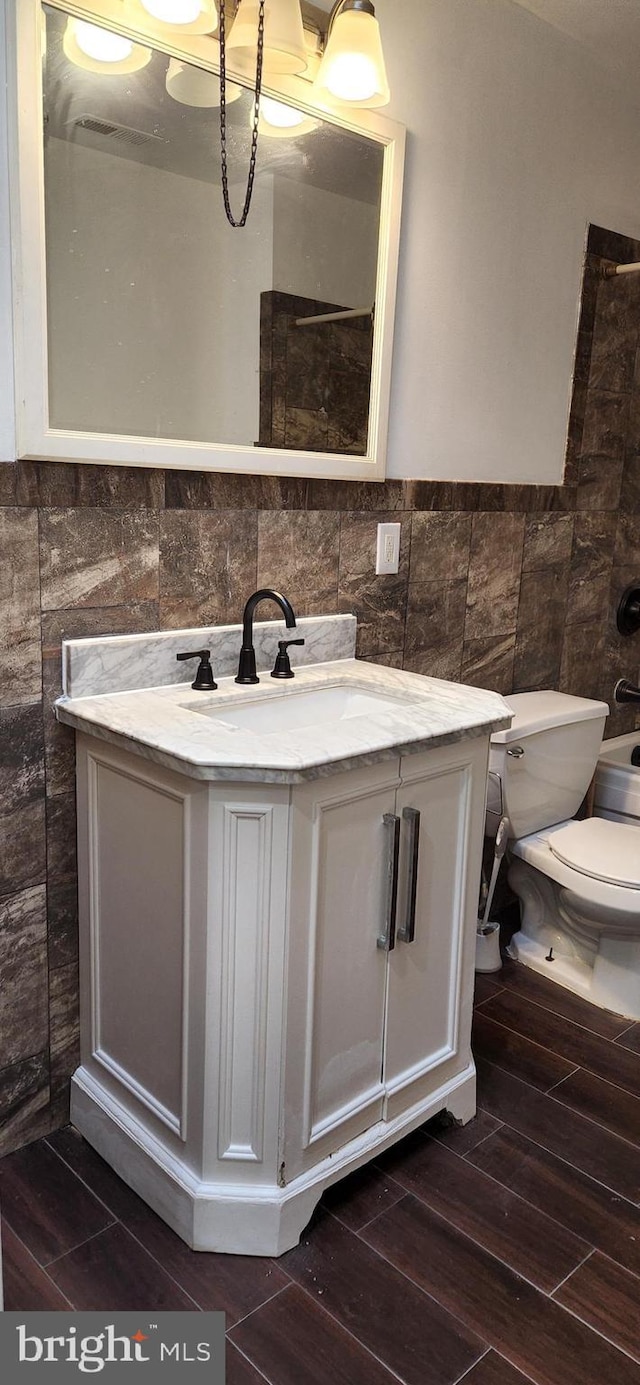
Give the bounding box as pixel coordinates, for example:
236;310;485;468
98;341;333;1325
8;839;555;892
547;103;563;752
379;0;640;482
44;140;274;446
272;176;379;308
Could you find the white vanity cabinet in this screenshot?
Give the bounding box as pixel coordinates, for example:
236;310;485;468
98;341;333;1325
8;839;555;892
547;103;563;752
71;729;488;1256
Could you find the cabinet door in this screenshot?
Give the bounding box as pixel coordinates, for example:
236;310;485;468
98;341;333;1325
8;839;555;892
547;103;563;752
284;760;401;1175
383;739;488;1120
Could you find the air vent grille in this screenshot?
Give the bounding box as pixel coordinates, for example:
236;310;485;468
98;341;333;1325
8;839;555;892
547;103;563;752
72;115;161;147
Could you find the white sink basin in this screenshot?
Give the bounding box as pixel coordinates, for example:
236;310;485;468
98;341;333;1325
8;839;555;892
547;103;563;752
187;685;408;736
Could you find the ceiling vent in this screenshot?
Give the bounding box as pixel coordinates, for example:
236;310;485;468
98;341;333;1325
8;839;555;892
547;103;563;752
71;115;162;147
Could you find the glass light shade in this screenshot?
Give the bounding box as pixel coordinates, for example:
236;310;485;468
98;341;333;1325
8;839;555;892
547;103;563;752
227;0;307;77
166;56;242;105
129;0;218;34
255;95;317;137
314;8;389;108
63;18;152;74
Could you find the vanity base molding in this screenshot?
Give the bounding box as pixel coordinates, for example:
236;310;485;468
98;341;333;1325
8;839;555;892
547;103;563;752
71;1064;476;1256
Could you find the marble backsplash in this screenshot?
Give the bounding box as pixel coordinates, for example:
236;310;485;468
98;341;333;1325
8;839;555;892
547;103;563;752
1;222;640;1156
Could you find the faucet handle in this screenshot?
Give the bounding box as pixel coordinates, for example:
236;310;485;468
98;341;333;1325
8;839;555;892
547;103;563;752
176;649;217;691
270;638;305;680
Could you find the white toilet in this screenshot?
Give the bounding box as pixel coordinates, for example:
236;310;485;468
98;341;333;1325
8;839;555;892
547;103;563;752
488;690;640;1019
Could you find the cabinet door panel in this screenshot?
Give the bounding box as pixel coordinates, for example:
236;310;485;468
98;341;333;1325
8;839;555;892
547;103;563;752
384;757;473;1104
288;766;399;1167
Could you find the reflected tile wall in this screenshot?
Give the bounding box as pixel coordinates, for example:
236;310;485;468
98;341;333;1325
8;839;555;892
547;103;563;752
1;225;640;1155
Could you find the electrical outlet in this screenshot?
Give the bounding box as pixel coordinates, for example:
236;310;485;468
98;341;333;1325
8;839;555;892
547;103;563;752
376;522;401;575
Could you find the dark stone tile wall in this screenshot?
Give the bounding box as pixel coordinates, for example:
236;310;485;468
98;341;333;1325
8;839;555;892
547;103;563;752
1;224;640;1156
259;291;373;455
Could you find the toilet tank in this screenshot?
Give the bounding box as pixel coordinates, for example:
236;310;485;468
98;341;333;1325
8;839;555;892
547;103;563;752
487;691;608;840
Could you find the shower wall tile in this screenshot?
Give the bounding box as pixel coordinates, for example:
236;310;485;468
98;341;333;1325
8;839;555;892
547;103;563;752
409;513;473;584
16;462;164;510
560;623;607;701
0;705;45;817
580;391;629;458
465;513;525;638
461;635;516;695
576;456;624;512
257;511;340;617
338;513;410;657
39;510;159;611
45;792;77;886
588;276;640;393
522;514;574;572
621;447;640;513
47;881;79;972
159;510;257;629
614;512;640;570
0;802;46;900
0;1053;50;1159
0;508;41;708
513;567;569;692
165;471;308;511
309;479;405;512
0;886;49;1069
0;463;16;505
49;963;80;1103
404;581;467;681
567;512;617;626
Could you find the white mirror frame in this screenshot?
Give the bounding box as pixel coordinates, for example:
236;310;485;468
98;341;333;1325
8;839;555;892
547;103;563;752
6;0;405;481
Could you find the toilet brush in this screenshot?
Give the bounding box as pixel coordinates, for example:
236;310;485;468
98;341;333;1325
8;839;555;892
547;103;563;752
479;815;509;932
476;816;509;973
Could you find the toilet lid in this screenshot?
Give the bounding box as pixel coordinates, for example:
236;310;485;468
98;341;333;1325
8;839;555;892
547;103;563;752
549;818;640;888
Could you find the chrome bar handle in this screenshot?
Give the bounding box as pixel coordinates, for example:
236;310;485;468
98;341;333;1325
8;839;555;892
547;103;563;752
397;807;421;944
378;813;400;951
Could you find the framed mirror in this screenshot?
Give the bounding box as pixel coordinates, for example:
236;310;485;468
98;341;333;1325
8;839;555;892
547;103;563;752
8;0;405;480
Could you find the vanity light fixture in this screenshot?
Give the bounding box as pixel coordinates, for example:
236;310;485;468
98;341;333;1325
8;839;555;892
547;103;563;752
226;0;308;76
165;55;243;104
255;94;317;136
128;0;218;34
314;0;389;108
63;16;152;73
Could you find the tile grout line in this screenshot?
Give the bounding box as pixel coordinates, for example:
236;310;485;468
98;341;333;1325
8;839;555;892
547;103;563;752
479;1054;640;1157
548;1245;595;1295
226;1282;292;1335
40;1219;120;1271
234;1271;414;1385
548;1290;640;1369
476;1091;640;1207
545;1066;581;1092
486;979;637;1050
224;1339;273;1384
1;1220;75;1311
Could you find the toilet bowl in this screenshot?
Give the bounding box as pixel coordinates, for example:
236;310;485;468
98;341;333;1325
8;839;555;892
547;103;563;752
488;690;640;1018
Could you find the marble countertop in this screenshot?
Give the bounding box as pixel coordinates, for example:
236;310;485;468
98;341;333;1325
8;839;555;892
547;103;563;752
55;657;511;784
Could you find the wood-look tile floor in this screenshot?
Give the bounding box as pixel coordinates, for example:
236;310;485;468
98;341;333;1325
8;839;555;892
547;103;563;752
4;959;640;1385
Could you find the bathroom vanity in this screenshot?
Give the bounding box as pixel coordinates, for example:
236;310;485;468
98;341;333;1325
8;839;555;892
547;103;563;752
56;615;510;1255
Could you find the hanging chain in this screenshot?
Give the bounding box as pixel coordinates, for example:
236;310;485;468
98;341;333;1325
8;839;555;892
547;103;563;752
219;0;265;228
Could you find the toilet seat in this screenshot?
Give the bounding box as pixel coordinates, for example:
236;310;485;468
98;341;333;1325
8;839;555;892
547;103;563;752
548;817;640;889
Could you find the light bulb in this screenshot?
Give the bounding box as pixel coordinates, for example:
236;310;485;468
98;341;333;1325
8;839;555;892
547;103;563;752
140;0;203;23
260;96;307;129
64;18;152;73
252;95;317;138
324;52;378;102
74;21;134;64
